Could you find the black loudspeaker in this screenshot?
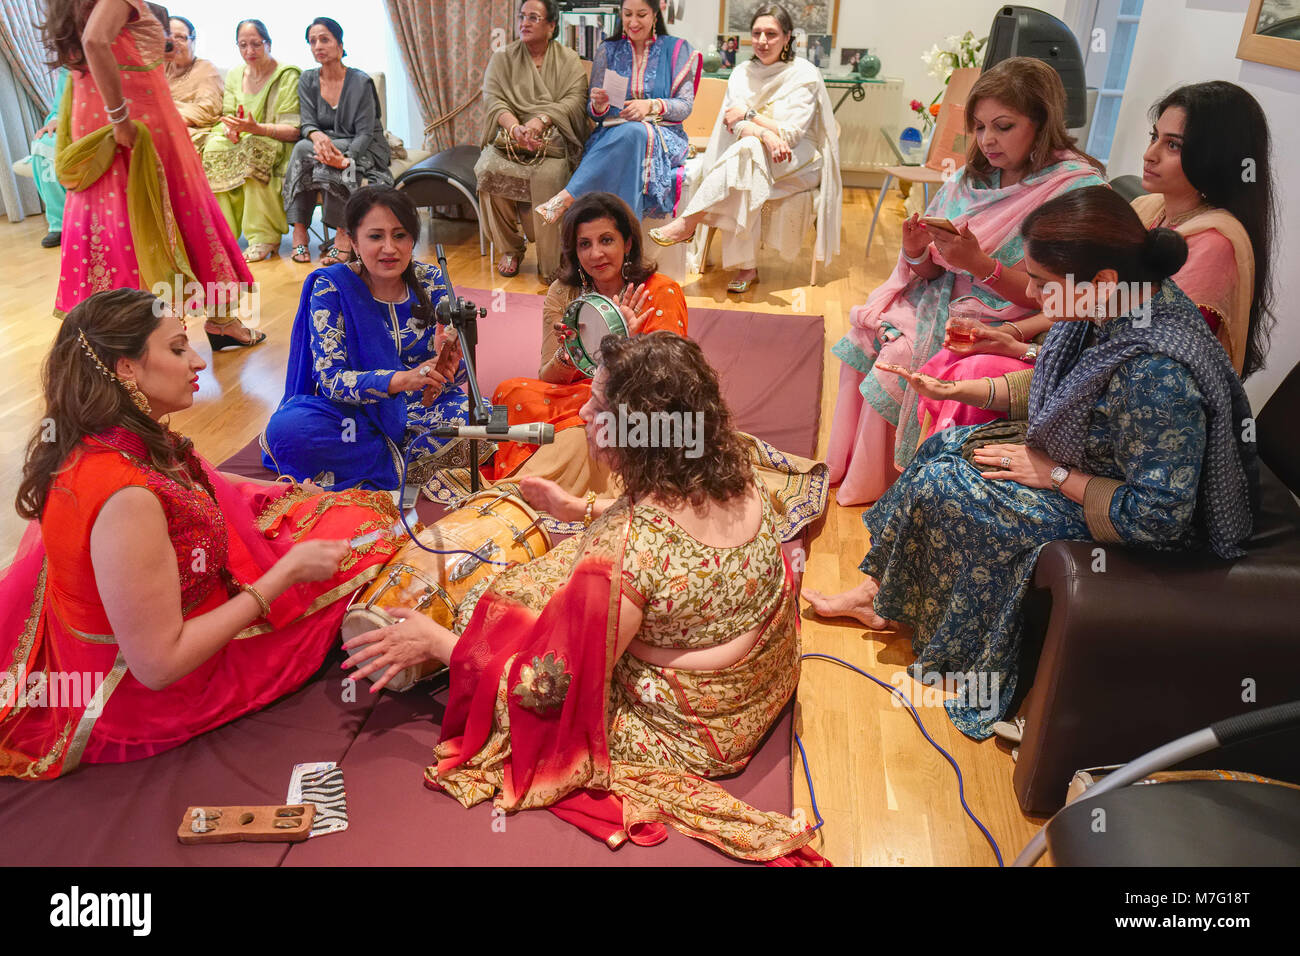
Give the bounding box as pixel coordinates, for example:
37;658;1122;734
982;5;1088;128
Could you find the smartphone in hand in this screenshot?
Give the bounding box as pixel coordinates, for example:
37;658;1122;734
921;216;960;234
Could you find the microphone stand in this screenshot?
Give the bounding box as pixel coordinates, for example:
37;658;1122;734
434;243;491;493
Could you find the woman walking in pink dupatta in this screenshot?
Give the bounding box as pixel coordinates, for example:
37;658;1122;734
826;58;1104;506
912;80;1276;443
42;0;262;347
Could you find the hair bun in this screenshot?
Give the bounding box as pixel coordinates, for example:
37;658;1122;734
1142;226;1189;280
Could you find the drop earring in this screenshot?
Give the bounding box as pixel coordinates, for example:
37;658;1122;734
122;379;152;415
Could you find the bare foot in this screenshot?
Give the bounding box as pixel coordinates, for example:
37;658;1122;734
803;578;894;629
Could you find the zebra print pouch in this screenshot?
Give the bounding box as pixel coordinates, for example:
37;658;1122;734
287;763;349;838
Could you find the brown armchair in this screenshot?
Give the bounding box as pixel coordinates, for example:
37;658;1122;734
1013;359;1300;814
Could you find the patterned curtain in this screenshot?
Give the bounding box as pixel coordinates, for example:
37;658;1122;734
385;0;515;152
0;0;56;112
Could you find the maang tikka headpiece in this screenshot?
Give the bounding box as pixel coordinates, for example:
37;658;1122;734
77;328;151;415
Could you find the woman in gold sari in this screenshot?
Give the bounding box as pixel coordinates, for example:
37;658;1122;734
343;333;825;864
201;19;301;268
476;0;592;279
162;15;222;149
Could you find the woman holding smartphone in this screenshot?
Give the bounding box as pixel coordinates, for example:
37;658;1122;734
825;57;1105;506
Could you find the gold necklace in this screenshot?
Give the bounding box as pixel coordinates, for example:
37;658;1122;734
1162;201;1211;229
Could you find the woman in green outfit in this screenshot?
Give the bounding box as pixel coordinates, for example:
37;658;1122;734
201;19;301;266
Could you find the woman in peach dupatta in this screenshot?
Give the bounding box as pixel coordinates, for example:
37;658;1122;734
0;291;402;778
345;334;825;865
488;192;688;491
912;80;1275;443
825;59;1104;506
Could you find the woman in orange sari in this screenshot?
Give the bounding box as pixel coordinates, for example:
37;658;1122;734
488;191;688;492
345;333;824;864
0;290;403;779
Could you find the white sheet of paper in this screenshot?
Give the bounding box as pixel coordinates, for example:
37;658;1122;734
602;71;629;110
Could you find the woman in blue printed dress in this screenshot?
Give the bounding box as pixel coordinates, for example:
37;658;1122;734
805;186;1257;737
534;0;700;223
262;186;488;491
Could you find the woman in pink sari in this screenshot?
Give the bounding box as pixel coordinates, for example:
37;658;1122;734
826;58;1104;506
913;80;1276;442
43;0;263;347
343;333;825;865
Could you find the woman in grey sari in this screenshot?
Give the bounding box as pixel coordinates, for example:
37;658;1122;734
284;17;391;265
476;0;591;279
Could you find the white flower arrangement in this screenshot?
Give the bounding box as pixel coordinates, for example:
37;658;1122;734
921;30;987;84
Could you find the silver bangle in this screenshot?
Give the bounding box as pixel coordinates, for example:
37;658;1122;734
979;376;996;410
902;247;931;266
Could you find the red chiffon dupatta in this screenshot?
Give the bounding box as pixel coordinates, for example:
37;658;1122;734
430;509;630;809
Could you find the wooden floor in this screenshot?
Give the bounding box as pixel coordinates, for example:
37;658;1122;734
0;188;1047;865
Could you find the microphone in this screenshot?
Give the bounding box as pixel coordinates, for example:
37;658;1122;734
429;422;555;445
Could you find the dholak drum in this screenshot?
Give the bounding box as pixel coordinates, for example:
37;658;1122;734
562;293;628;377
342;491;552;691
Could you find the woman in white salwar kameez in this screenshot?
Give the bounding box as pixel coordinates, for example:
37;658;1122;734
649;4;840;292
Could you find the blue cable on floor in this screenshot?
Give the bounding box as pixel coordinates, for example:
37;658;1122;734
392;436;511;566
795;652;1004;866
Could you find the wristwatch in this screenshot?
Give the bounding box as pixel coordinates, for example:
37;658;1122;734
744;108;757;122
1050;465;1070;492
1022;343;1040;363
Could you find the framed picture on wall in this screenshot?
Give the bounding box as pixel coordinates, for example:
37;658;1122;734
1237;0;1300;70
720;0;840;45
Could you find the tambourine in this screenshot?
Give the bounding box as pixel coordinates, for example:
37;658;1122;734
562;293;629;377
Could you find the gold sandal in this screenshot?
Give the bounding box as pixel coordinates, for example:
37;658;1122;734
649;225;696;247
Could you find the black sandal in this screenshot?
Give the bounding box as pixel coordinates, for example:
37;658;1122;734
319;245;356;266
291;244;311;263
206;327;267;351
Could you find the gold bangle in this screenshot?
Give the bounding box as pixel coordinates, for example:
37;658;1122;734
1005;323;1025;342
582;491;598;528
241;583;271;619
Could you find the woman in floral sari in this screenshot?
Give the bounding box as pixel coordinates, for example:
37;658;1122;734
0;289;404;779
913;80;1276;441
806;187;1257;738
533;0;700;223
826;57;1105;505
343;333;825;865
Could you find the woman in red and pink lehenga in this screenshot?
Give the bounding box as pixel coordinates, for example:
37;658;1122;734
0;289;402;779
44;0;263;347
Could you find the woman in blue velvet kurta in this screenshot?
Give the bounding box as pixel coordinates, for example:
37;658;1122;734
534;0;700;222
262;187;486;490
805;187;1257;738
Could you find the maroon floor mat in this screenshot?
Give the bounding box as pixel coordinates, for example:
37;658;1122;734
0;653;377;866
0;297;822;866
282;695;795;867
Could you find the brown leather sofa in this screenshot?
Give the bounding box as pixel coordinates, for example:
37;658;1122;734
1013;360;1300;814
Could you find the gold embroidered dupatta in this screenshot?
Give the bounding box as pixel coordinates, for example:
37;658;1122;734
426;497;825;864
